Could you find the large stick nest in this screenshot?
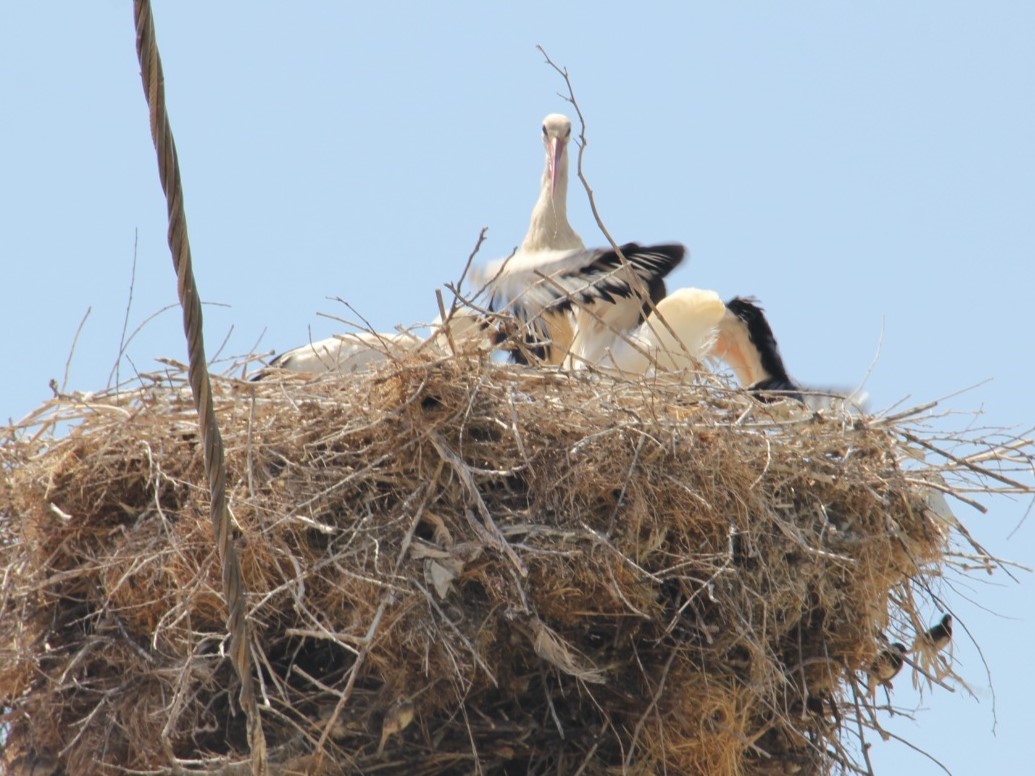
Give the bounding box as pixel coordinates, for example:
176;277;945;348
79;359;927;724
0;352;1018;775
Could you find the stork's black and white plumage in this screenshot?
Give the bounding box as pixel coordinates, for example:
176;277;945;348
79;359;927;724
709;296;803;402
868;642;908;692
489;113;583;364
917;614;953;653
564;253;680;368
260;330;423;376
591;292;803;392
477;114;684;365
479;241;687;365
254;310;492;379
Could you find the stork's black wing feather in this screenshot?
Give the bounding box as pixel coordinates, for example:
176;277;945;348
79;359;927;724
724;296;801;398
477;242;686;324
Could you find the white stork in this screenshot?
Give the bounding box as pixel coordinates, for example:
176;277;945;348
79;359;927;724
520;114;584;255
708;297;804;402
254;309;495;379
480;112;581;364
708;298;866;409
258;329;422;376
589;292;813;405
478;114;685;365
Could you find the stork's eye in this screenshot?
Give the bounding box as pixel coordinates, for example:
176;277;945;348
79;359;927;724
542;125;548;137
565;127;572;139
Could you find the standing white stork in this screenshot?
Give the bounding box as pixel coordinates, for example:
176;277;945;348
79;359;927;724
484;112;582;364
478;114;685;365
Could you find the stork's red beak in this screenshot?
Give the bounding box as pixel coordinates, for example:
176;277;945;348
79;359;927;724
548;137;565;199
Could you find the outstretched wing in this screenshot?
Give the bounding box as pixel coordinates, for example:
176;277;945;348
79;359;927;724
475;242;686;324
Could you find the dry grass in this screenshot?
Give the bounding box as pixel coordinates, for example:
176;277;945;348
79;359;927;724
0;350;1026;775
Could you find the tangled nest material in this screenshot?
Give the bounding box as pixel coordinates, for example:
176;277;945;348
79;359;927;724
0;350;1024;775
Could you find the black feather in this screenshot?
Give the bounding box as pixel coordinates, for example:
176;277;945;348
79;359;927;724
638;275;669;323
725;296;803;403
481;242;686;365
484;242;686;322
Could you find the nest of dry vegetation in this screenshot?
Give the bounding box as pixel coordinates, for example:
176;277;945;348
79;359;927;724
0;350;1025;775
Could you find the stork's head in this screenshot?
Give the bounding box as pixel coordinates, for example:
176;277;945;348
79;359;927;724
541;114;572;197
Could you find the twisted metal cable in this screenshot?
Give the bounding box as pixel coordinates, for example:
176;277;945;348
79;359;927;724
133;2;267;771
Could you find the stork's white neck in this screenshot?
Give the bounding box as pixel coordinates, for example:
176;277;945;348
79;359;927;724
712;314;765;387
520;147;583;253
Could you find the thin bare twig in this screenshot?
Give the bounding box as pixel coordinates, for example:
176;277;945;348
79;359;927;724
59;306;92;395
430;432;527;577
110;229;139;390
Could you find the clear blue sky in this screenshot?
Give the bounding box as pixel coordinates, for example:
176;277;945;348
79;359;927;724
2;3;1032;773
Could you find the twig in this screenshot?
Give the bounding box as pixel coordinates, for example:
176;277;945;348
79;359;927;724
60;306;92;395
429;432;528;577
848;681;877;776
900;430;1031;491
623;644;679;769
310;482;432;766
430;227;490;357
1007;493;1035;539
110;228;139;390
447;226;490;321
